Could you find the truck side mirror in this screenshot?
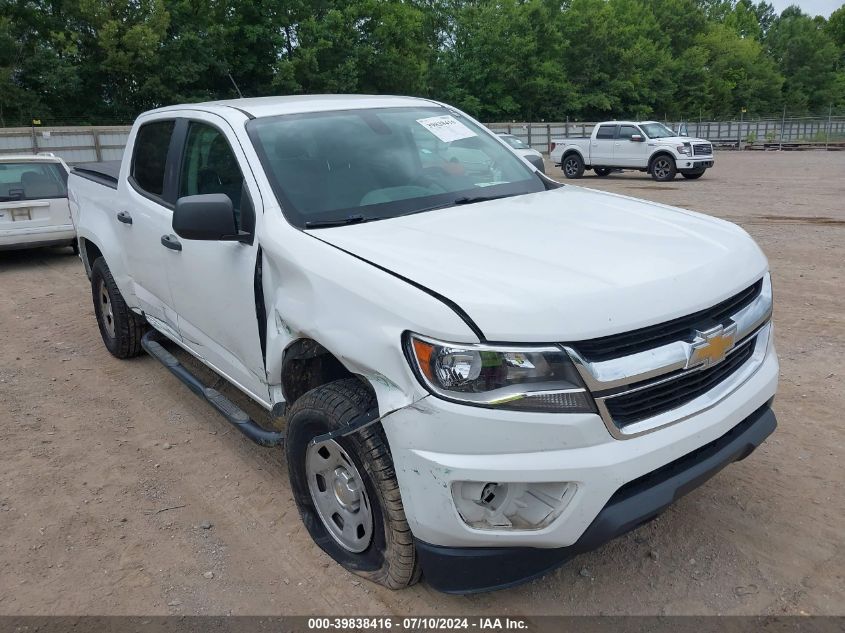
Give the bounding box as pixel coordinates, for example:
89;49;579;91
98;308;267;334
630;134;644;142
173;193;250;242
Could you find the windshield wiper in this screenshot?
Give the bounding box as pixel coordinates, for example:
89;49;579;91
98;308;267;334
395;192;523;220
453;193;519;205
304;214;374;229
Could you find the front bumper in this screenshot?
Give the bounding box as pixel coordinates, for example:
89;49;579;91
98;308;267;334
679;159;714;170
416;402;776;593
384;342;777;548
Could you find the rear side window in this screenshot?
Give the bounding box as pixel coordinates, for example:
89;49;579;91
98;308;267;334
0;162;67;201
132;120;175;198
596;125;616;139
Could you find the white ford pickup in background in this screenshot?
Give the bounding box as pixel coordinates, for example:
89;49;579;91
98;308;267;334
68;95;776;594
549;120;715;181
1;153;76;252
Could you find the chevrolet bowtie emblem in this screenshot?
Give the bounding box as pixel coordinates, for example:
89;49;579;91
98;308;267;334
688;323;737;369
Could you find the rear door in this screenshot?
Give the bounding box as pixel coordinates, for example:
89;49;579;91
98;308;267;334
163;114;268;403
0;161;72;236
120;119;181;334
590;124;617;165
613;124;649;167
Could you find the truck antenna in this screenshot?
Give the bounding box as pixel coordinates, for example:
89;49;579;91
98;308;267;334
227;73;244;99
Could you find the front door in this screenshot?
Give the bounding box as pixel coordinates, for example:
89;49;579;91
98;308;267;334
613;124;649;167
163;114;268;404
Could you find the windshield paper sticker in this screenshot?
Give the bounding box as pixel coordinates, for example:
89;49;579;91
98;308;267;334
417;115;477;142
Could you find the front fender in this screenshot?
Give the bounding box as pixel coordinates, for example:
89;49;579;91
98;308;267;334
259;208;479;415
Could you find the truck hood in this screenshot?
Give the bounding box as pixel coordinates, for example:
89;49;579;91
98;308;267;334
652;136;709;146
312;186;767;342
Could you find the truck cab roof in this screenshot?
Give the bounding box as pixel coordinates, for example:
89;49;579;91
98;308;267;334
145;94;445;120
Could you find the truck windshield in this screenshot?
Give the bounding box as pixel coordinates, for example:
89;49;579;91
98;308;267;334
247;107;545;228
640;123;676;139
0;162;67;202
501;135;529;150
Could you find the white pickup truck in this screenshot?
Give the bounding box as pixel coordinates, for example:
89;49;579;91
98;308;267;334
549;121;715;181
68;96;776;594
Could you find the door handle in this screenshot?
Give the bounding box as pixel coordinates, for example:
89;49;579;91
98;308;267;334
116;210;132;225
160;234;182;251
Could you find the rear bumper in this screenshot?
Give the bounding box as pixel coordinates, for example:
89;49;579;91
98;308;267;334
0;224;76;250
417;402;776;593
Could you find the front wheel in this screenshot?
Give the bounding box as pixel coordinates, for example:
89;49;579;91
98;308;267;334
561;154;585;179
593;167;612;177
682;170;705;180
286;379;420;589
651;156;676;182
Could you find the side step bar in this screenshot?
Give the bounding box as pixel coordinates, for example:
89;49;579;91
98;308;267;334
140;330;284;447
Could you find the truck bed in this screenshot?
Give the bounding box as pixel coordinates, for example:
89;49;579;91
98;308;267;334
71;161;121;190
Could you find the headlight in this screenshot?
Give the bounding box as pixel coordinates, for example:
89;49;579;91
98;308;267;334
677;143;691;155
404;333;595;413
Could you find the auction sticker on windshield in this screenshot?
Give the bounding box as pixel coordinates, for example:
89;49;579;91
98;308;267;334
417;115;477;142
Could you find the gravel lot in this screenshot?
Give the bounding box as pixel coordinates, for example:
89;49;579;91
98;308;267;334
0;151;843;616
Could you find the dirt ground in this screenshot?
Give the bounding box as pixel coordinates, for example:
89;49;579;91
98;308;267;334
0;151;843;616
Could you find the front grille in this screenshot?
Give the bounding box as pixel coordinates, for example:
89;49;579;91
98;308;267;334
570;278;763;362
693;143;712;156
605;337;755;427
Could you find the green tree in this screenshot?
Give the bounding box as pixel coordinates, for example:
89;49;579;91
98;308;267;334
766;6;844;112
559;0;675;119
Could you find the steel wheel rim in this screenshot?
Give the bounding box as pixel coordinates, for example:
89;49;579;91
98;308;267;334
98;279;116;339
306;439;373;553
564;158;579;176
654;159;671;179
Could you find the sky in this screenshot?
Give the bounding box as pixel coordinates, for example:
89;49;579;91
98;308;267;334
768;0;843;17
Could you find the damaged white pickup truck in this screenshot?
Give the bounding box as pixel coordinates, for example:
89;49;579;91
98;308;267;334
68;95;778;594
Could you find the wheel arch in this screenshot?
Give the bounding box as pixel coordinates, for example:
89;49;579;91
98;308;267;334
648;150;676;172
562;148;586;164
79;237;104;279
280;337;377;411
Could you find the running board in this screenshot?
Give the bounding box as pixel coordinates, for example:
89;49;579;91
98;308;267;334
140;330;284;447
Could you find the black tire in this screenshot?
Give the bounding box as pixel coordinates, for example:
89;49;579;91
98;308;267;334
90;257;146;358
650;155;676;181
682;170;705;180
561;153;585;179
286;379;420;589
71;241;80;256
593;167;612;177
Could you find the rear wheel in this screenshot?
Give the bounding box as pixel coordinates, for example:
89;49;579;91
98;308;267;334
593;167;612;177
90;257;146;358
651;155;676;182
286;379;420;589
561;154;585;179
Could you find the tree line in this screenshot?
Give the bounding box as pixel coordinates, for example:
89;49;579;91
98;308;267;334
1;0;844;127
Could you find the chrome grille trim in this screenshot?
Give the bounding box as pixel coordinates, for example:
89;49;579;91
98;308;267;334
563;273;771;392
594;324;770;439
562;273;772;439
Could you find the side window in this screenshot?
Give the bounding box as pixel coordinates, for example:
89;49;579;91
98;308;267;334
596;125;616;140
618;125;640;140
131;120;175;198
179;122;244;223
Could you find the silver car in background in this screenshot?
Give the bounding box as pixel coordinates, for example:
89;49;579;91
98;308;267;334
498;133;546;174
